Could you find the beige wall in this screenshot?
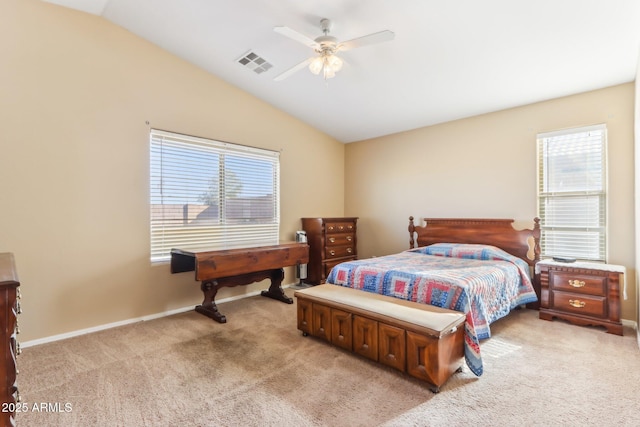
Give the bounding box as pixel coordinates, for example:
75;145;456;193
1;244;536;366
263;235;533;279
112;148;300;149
345;83;637;322
0;1;345;342
2;1;636;343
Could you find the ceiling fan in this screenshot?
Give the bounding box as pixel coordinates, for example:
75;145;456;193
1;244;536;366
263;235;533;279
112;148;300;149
273;18;394;81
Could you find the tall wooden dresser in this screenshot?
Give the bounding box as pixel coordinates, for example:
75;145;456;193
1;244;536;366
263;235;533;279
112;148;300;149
0;253;20;427
301;217;358;285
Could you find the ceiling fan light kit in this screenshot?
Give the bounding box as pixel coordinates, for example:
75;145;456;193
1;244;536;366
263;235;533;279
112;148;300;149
308;52;343;79
274;18;394;81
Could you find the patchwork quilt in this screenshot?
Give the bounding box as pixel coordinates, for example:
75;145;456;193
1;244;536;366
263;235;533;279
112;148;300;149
325;243;538;376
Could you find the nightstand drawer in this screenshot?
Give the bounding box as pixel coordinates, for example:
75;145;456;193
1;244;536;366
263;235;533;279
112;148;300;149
326;233;355;246
549;271;606;296
326;222;356;234
551;291;606;318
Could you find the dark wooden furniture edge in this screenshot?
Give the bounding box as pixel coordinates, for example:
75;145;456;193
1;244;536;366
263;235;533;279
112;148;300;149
1;253;19;427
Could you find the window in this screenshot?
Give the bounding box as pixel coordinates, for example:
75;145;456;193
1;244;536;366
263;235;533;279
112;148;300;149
150;129;280;262
537;124;607;262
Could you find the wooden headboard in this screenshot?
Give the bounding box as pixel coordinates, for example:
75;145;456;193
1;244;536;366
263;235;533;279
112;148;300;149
408;217;541;267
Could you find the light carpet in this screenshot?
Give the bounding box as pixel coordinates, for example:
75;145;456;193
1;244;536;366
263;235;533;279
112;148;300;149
16;288;640;426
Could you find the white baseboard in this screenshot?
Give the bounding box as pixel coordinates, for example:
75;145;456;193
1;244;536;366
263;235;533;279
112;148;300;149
622;318;638;330
21;283;298;349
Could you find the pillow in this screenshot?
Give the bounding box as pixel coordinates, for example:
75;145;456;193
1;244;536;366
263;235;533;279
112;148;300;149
410;243;532;279
411;243;512;261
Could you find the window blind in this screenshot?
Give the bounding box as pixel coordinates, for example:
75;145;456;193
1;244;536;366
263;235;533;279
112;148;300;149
537;124;607;262
150;129;280;262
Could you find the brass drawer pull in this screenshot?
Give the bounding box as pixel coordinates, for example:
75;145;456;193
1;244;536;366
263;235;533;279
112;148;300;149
347;248;353;254
568;299;586;308
346;236;352;242
329;237;335;243
329;250;335;256
568;279;586;288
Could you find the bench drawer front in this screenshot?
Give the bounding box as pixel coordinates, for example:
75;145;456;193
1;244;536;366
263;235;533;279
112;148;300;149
353;315;378;361
294;285;465;392
331;309;353;351
379;323;406;372
312;303;331;342
297;298;313;335
407;328;464;387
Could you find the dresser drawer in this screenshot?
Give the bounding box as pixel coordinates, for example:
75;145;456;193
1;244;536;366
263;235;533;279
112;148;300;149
326;233;355;246
325;245;355;259
551;290;606;318
550;271;605;296
324;258;356;279
325;222;356;234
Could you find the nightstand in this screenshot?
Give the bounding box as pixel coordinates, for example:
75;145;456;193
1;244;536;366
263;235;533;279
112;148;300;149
537;260;625;335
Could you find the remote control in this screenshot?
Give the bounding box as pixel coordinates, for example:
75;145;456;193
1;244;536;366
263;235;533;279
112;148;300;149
552;256;576;263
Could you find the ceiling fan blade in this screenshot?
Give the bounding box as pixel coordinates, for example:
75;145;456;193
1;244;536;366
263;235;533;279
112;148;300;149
273;26;319;49
339;30;395;51
273;57;314;81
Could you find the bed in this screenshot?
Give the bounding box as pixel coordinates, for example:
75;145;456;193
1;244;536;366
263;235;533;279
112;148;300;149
325;217;541;377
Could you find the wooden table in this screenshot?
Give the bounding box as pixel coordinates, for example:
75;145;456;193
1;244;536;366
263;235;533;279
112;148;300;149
171;242;309;323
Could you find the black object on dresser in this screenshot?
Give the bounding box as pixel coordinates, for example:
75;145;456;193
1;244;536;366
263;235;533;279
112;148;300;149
301;217;358;285
1;253;20;427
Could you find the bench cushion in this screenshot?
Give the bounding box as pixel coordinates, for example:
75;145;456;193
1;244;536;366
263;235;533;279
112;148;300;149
294;284;465;337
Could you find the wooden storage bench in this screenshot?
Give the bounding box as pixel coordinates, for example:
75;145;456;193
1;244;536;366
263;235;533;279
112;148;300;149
294;284;465;392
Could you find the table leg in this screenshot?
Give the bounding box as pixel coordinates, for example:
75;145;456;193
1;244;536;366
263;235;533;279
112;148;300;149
195;269;293;323
195;279;227;323
260;268;293;304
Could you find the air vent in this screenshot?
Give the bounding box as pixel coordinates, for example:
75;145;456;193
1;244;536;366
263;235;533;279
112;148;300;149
237;51;273;74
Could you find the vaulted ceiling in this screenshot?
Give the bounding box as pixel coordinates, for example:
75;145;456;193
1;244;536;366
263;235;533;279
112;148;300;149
43;0;640;143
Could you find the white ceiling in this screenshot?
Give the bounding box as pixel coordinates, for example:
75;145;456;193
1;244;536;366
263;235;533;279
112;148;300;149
43;0;640;143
